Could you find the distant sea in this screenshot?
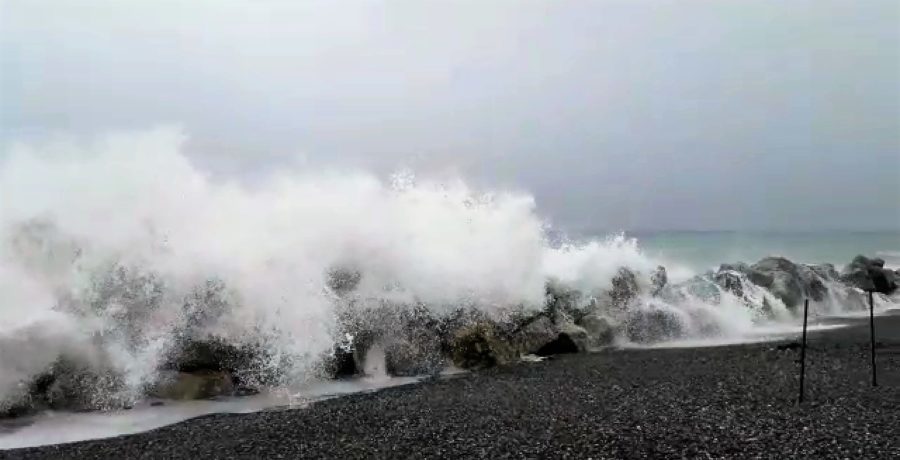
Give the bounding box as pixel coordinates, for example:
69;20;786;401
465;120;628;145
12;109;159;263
578;230;900;273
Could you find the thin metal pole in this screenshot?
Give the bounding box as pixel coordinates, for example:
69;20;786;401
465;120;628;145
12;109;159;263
869;290;877;387
799;298;809;403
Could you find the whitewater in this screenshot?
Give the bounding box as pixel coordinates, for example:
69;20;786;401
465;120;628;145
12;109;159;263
0;128;897;424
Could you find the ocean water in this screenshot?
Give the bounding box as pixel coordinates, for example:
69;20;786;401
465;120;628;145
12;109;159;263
628;231;900;273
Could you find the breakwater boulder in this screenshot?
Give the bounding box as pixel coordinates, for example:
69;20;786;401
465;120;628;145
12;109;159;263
841;255;898;295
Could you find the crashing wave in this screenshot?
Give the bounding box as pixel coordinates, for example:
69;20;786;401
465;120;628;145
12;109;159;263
0;129;897;415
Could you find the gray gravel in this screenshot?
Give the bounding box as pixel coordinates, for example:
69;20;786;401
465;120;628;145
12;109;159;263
4;314;900;459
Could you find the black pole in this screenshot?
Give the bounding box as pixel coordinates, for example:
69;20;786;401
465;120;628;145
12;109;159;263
799;298;809;403
869;290;877;387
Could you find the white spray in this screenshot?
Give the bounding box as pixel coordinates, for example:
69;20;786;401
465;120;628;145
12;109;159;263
0;128;884;410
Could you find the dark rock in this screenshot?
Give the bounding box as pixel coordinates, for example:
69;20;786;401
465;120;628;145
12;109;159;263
751;257;806;309
718;262;774;290
327;267;362;294
150;371;235;400
808;263;840;281
545;280;585;321
718;262;750;273
624;308;685;343
576;314;616;349
167;338;259;375
651;266;668;296
449;322;516;370
775;342;801;351
535;333;580;356
841;255;897;294
513;314;561;355
842;269;876;292
327;345;362;378
5;357;132;415
714;271;745;298
798;265;830;302
679;275;721;303
329;303;454;378
610;267;640;311
384;338;445;377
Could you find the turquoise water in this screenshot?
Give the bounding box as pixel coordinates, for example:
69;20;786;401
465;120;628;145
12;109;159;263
624;231;900;273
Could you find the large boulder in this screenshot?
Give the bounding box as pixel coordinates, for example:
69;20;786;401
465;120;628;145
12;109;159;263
719;262;775;290
327;267;362;295
841;255;898;294
576;314;616;349
512;314;561;354
166;339;257;374
750;257;806;309
714;270;746;298
534;323;590;356
677;275;722;304
602;267;641;317
650;266;668;296
4;357;131;415
449;322;518;369
545;280;586;321
623;308;685;343
796;264;830;302
383;337;445;377
331;303;453;377
150;371;235;400
808;263;840;281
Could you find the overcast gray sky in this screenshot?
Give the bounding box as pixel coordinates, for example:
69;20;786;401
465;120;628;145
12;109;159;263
2;0;899;231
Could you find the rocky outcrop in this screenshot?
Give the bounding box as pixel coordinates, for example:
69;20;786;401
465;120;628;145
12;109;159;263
841;255;898;295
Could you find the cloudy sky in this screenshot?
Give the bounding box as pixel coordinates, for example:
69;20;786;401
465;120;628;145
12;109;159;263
2;0;898;231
